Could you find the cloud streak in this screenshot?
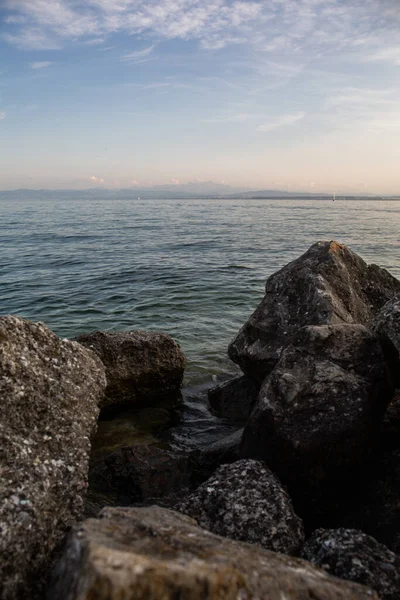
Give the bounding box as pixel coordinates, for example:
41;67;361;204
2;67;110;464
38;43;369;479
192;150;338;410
258;112;305;133
0;112;6;120
30;61;53;69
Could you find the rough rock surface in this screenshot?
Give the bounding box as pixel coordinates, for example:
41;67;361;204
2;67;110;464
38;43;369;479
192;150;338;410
88;444;190;511
208;375;259;423
75;329;186;408
241;324;394;491
189;428;242;486
176;459;304;554
371;293;400;385
47;505;378;600
0;315;106;600
229;240;400;382
301;528;400;600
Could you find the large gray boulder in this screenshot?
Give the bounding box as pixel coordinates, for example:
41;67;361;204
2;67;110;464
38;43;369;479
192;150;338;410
75;329;186;408
241;324;394;491
371;293;400;385
47;505;378;600
229;241;400;382
176;459;304;554
0;316;106;600
301;528;400;600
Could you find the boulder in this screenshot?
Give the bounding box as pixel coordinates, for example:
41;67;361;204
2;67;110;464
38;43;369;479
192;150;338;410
189;428;242;486
0;315;106;600
241;324;394;494
371;293;400;385
176;459;304;554
229;241;400;382
208;375;259;423
301;528;400;600
75;329;186;408
88;444;190;511
47;505;378;600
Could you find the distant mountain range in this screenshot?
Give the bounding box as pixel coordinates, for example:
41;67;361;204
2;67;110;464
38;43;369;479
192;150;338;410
0;181;396;200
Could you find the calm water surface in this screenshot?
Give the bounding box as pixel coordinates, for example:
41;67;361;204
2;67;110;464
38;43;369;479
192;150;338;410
1;197;399;388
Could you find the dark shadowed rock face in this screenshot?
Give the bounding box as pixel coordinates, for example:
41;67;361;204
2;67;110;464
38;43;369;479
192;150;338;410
0;315;106;600
301;528;400;600
75;329;186;408
241;324;394;491
47;506;378;600
340;448;400;555
229;241;400;382
176;459;304;554
189;428;243;487
371;293;400;385
88;444;191;512
207;375;259;423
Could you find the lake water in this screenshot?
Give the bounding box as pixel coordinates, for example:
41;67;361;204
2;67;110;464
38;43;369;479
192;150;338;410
1;197;400;389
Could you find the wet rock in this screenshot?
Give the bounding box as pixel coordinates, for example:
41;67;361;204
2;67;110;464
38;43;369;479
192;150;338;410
75;329;186;408
47;505;378;600
88;444;191;512
241;324;394;495
301;528;400;600
0;315;106;600
371;293;400;385
189;428;242;486
177;459;304;554
229;240;400;382
208;375;259;423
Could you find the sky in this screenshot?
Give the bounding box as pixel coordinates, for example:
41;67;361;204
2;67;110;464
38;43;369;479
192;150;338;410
0;0;400;194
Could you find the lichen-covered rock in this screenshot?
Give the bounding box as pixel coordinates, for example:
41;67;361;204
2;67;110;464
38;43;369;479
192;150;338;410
241;324;394;492
301;528;400;600
88;444;190;510
229;241;400;382
0;315;106;600
371;293;400;385
75;329;186;408
208;375;259;423
176;459;304;554
47;505;378;600
189;428;243;487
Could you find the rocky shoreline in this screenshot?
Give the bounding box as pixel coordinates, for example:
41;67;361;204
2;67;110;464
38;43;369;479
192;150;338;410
1;240;400;599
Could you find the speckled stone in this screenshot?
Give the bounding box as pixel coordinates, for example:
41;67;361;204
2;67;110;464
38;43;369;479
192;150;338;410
301;528;400;600
241;324;394;492
0;315;106;600
176;459;304;554
75;329;186;408
47;505;378;600
229;240;400;382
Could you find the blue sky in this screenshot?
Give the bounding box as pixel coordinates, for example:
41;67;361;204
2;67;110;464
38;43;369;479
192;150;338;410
1;0;400;193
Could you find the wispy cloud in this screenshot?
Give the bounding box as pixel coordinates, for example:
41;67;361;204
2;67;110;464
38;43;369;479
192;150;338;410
364;46;400;66
258;112;305;133
120;45;155;63
0;111;6;121
30;61;53;69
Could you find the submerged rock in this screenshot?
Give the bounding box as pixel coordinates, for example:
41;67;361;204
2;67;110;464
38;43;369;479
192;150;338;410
241;324;394;493
229;240;400;382
47;505;378;600
75;329;186;408
0;315;106;600
301;528;400;600
176;459;304;554
208;375;259;423
88;444;190;511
